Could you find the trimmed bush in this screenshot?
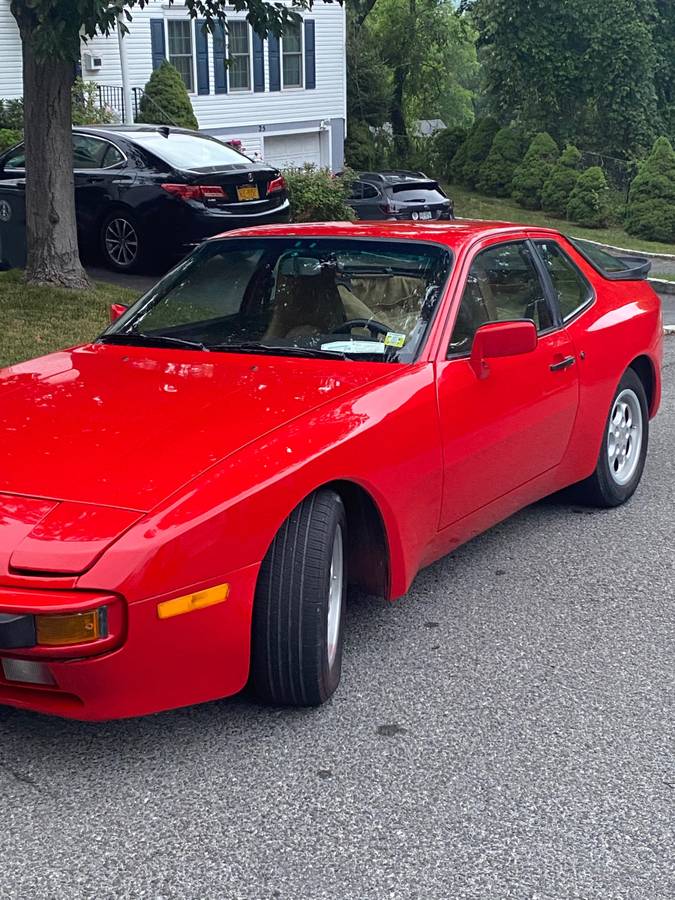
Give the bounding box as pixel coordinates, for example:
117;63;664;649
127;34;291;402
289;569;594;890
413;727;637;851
284;165;357;222
0;128;21;152
625;137;675;243
476;126;526;197
453;117;499;187
136;61;199;130
434;126;468;180
511;132;559;209
567;166;611;228
541;144;582;216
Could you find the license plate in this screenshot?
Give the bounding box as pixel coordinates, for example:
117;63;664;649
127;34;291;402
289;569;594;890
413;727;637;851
419;210;432;220
236;185;260;202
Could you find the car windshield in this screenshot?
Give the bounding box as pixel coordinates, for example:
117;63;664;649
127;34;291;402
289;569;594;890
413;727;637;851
101;237;453;363
128;132;250;170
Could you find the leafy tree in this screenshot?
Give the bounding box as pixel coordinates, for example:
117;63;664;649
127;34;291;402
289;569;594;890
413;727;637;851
567;166;611;228
541;144;582;216
283;165;356;222
625;136;675;242
135;62;199;129
511;132;559;209
476;126;526;197
433;126;468;179
346;11;391;129
9;0;338;288
465;0;660;157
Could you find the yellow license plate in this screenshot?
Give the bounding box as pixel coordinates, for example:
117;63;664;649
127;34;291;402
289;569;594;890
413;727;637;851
236;185;260;201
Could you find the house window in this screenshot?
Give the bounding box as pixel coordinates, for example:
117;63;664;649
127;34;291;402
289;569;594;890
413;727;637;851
167;20;194;92
228;21;251;91
282;22;303;88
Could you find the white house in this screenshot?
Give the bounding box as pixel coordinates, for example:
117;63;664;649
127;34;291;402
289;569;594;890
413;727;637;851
0;1;347;170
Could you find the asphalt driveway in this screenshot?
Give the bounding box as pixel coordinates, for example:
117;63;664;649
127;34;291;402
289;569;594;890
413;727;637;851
1;346;673;900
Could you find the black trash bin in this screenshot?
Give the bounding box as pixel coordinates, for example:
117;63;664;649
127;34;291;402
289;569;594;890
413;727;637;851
0;179;27;270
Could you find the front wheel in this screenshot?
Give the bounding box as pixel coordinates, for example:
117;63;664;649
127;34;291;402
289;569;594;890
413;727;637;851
250;490;347;706
575;368;649;507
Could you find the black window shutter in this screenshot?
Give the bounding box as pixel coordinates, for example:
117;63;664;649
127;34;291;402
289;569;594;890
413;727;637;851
195;21;210;95
304;20;316;90
213;23;227;94
253;33;265;93
150;19;166;71
268;34;281;92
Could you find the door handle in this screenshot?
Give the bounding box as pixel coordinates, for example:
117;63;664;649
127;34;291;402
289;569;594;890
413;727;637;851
550;355;576;372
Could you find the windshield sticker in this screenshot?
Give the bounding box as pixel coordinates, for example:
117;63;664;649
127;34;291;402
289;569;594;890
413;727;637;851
384;332;406;349
321;340;387;354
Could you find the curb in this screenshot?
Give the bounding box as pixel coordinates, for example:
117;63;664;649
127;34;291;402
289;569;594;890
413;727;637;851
650;277;675;295
665;325;675;336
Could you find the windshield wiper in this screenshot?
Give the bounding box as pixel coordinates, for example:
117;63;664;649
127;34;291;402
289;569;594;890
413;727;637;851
99;332;208;351
210;342;349;360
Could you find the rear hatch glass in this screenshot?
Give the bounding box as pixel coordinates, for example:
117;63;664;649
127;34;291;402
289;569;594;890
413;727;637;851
390;182;448;203
569;238;651;280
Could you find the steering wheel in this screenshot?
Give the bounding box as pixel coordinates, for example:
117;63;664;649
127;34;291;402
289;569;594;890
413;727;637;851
331;318;391;338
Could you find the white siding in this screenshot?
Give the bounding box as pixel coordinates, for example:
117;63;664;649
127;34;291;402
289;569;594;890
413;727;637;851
0;3;23;99
82;2;346;130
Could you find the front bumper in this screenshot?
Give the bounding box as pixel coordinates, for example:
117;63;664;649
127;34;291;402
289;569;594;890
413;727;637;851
0;562;260;720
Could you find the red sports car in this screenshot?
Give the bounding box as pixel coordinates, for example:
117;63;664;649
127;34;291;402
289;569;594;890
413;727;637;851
0;222;662;720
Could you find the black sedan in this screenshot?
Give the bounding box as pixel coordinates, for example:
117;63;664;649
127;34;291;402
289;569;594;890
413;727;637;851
347;170;454;222
0;126;290;272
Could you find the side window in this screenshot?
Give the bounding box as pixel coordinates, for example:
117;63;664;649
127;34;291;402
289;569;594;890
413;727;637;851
73;135;111;169
4;146;25;169
362;184;379;199
449;241;552;356
535;240;593;322
348;181;364;201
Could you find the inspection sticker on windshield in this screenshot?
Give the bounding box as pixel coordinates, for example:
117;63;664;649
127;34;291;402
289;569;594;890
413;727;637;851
384;332;406;349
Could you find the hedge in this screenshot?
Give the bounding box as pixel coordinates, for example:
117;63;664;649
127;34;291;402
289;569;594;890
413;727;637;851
511;132;559;209
567;166;611;228
541;144;582;216
476;126;526;198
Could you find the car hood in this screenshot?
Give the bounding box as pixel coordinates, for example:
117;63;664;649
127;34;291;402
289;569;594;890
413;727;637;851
0;344;388;512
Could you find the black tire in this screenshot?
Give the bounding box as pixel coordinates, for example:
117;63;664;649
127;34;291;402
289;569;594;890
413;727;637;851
250;490;347;706
575;368;649;508
99;209;146;273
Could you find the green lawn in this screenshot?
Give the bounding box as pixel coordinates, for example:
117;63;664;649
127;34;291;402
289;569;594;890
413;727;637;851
0;270;137;369
447;183;675;256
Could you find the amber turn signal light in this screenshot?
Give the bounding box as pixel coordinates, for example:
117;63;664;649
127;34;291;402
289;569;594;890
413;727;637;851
157;584;230;620
35;609;105;647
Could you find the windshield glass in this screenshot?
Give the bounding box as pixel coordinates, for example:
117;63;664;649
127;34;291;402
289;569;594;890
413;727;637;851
129;132;250;169
102;237;453;362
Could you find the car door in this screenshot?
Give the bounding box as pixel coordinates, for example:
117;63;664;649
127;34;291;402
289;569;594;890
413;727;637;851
72;135;135;237
435;238;580;528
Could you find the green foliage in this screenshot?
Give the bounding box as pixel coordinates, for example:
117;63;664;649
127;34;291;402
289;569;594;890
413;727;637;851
456;116;499;188
433;126;468;179
135;61;199;129
466;0;661;157
625;136;675;242
0;99;24;131
346;13;392;128
71;78;114;125
476;126;526;197
283;166;357;223
567;166;611;228
344;121;375;171
0;129;22;152
541;144;582;216
511;132;559;209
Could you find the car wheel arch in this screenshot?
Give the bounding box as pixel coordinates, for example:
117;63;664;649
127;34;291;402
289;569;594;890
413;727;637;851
628;354;657;416
256;479;392;601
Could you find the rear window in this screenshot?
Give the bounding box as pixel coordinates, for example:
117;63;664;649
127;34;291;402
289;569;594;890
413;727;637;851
128;132;251;170
390;182;447;201
568;238;651;280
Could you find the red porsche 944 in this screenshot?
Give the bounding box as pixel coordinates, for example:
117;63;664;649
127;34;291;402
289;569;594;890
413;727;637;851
0;222;662;720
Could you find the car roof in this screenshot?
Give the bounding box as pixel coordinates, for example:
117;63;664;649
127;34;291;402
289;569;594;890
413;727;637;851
358;170;432;184
71;125;207;140
215;220;565;251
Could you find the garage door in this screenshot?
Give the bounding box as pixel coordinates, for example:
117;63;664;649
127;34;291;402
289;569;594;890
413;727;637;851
264;132;322;169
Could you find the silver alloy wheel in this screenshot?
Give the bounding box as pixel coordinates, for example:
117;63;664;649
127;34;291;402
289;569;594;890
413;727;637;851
104;217;139;267
326;525;344;669
607;388;643;486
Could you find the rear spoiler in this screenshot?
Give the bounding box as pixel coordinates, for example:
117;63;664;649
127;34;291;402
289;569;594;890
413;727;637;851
568;238;651;281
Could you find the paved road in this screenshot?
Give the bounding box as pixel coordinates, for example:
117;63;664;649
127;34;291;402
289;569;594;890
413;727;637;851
2;347;673;900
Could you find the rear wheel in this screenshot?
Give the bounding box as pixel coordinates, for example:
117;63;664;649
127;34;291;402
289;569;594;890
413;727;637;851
100;210;146;273
250;490;347;706
575;368;649;507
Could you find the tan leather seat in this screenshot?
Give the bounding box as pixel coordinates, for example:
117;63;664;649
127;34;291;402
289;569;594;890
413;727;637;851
264;268;346;339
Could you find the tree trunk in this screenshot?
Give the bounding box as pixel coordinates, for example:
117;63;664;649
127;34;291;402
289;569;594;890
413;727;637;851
391;66;409;159
20;30;89;288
